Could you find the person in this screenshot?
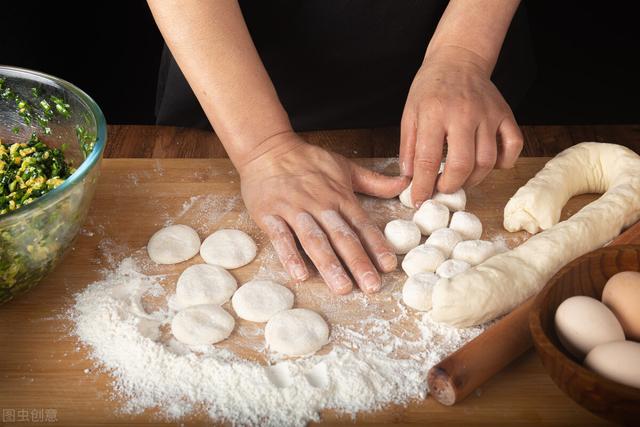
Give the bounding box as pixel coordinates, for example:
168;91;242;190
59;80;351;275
147;0;532;295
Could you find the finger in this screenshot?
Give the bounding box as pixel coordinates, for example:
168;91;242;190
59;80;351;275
259;214;309;282
351;163;410;199
399;109;417;176
318;210;381;293
436;124;476;194
495;116;523;169
290;211;353;295
464;122;498;188
340;200;397;274
411;119;445;207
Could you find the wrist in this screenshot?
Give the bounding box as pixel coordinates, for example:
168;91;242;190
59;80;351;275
233;130;304;177
423;44;494;78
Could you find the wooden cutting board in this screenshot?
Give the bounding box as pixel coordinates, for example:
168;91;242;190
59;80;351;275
0;158;608;426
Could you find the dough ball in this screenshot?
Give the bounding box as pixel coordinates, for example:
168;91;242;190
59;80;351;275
147;224;200;264
171;304;235;345
424;228;463;257
436;259;471;279
402;245;446;276
200;229;257;269
265;308;329;356
384;219;421;254
399;182;415;208
413;200;450;235
449;211;483;240
402;272;439;311
176;264;237;307
232;279;294;322
451;240;497;265
432;188;467;212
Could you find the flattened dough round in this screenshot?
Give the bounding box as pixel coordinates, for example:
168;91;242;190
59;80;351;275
402;245;446;276
384;219;421;255
413;200;450;235
402;272;439;311
147;224;201;265
200;229;257;269
424;228;462;257
176;264;237;307
265;308;329;356
232;280;294;322
449;211;483;240
171;304;235;345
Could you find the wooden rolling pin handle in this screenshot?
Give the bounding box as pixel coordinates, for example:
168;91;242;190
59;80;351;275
427;220;640;406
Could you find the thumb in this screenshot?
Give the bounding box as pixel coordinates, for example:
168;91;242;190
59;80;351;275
351;163;410;199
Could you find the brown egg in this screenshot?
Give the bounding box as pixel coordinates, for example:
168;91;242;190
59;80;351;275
602;271;640;341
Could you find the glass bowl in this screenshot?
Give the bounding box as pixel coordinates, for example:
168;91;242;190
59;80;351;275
0;66;106;304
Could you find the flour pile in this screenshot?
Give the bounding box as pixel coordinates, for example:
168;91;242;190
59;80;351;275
70;254;484;426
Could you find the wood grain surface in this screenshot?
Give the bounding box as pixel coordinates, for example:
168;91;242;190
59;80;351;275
104;124;640;159
0;153;614;426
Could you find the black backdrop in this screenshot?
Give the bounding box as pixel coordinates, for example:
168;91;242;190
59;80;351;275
2;1;638;126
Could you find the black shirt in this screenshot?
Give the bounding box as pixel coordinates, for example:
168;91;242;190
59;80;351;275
155;1;535;131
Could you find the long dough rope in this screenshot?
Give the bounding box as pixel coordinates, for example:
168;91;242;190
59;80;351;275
431;142;640;327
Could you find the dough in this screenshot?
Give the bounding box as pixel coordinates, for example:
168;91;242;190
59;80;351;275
147;224;200;264
432;143;640;327
451;240;497;266
449;211;483;240
413;200;450;235
171;304;235;345
401;272;439;311
265;308;329;356
200;229;257;269
436;259;471;279
424;228;462;257
175;264;237;308
432;188;467;212
398;162;445;208
402;245;446;276
231;279;294;322
384;219;421;254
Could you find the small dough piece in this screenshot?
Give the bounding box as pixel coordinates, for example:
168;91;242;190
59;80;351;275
384;219;421;254
399;182;415;208
413;200;450;235
451;240;497;265
432;188;467;212
171;304;235;345
449;211;483;240
200;229;257;269
232;280;294;322
402;272;439;311
176;264;237;307
402;245;446;276
147;224;200;264
424;228;463;257
265;308;329;356
436;259;471;279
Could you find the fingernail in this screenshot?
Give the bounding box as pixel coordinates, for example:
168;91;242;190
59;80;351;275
361;271;381;293
378;252;397;271
332;274;353;294
291;264;308;281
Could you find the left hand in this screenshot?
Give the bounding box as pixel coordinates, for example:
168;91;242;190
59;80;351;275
399;46;524;207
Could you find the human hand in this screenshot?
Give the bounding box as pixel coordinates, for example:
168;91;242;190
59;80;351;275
400;46;523;207
237;132;409;294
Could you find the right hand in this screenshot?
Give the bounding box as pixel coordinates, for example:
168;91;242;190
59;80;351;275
237;132;409;294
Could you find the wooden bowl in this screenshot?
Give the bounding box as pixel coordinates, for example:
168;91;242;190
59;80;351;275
530;245;640;425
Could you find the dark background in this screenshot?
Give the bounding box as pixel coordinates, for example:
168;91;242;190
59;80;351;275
3;1;638;126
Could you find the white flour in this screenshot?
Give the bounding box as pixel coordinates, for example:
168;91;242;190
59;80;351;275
69;164;489;426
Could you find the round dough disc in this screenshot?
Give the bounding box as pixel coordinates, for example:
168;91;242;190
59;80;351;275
265;308;329;356
449;211;483;240
232;280;294;322
200;229;257;269
402;272;439;311
147;224;200;265
384;219;421;255
176;264;237;307
171;304;235;345
424;228;462;257
412;200;450;235
401;245;446;276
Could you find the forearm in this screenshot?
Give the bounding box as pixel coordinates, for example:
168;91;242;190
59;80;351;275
425;0;521;76
147;0;292;167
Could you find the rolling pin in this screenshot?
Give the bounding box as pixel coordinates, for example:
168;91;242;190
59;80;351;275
427;220;640;406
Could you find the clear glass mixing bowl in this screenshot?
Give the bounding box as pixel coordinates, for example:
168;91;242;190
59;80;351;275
0;66;106;304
